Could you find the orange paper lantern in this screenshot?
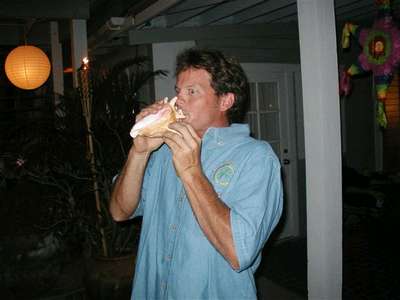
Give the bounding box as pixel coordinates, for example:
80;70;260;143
5;45;51;90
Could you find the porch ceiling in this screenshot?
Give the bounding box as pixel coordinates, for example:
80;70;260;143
134;0;400;29
0;0;400;50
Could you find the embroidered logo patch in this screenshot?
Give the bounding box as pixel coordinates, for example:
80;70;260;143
213;163;235;187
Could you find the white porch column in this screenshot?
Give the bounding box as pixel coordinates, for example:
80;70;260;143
70;19;88;88
50;21;64;96
152;41;195;100
297;1;342;299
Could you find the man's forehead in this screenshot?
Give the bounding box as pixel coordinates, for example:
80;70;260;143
175;83;198;89
176;69;212;88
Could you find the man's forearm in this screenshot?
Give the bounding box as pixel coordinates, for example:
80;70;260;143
109;148;150;221
180;168;240;269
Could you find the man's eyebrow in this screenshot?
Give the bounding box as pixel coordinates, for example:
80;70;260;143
175;84;196;91
184;84;197;89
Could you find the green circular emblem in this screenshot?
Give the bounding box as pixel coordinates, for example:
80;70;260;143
213;163;235;187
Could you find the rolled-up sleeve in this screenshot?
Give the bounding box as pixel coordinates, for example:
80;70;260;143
229;146;283;272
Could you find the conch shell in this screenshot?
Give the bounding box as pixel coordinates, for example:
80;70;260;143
130;97;185;138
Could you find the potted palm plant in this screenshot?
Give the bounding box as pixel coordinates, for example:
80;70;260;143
76;55;167;299
1;54;166;299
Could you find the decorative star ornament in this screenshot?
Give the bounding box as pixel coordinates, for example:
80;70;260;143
340;0;400;128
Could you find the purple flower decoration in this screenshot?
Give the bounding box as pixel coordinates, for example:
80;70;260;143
357;18;400;77
16;158;26;167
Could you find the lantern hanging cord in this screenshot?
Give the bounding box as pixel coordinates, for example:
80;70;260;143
23;18;37;45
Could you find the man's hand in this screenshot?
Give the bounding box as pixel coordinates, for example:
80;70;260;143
162;122;202;177
110;100;168;221
163;123;239;269
132;101;166;154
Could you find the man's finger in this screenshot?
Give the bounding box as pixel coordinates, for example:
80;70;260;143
169;123;201;147
163;130;189;149
169;123;193;140
163;134;182;153
182;123;201;143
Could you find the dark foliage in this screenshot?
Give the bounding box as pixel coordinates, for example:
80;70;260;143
0;55;167;257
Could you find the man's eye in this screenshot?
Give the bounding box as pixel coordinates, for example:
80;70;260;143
187;88;196;95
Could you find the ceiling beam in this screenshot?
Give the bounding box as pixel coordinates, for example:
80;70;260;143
88;17;134;51
134;0;183;27
128;22;299;45
0;26;22;45
177;0;265;27
203;47;300;63
89;0;182;51
0;21;54;46
0;0;89;19
245;4;297;24
166;0;228;13
213;0;296;25
88;0;183;50
160;0;228;28
198;37;299;50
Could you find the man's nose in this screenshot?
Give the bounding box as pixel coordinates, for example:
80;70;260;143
176;92;185;106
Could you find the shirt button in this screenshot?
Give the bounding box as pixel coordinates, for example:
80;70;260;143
161;282;166;291
170;224;177;231
165;255;171;261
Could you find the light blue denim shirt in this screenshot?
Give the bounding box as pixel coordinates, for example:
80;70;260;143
131;124;283;300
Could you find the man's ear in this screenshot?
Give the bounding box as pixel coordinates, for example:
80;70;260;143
219;93;235;112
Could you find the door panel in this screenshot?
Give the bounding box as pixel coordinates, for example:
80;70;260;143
242;63;301;239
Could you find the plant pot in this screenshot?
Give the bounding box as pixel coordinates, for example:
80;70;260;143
84;254;136;300
0;233;65;299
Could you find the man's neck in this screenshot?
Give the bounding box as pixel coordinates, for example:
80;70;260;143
197;120;230;139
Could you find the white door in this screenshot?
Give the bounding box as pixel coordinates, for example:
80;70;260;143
241;63;302;240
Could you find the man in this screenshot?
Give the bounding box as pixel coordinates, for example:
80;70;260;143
110;48;283;299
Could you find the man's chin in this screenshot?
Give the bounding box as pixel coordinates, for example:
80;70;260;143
181;114;191;124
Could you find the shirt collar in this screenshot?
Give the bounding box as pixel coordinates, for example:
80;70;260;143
202;123;250;149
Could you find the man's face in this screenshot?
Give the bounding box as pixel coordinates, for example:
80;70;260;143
175;68;228;137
